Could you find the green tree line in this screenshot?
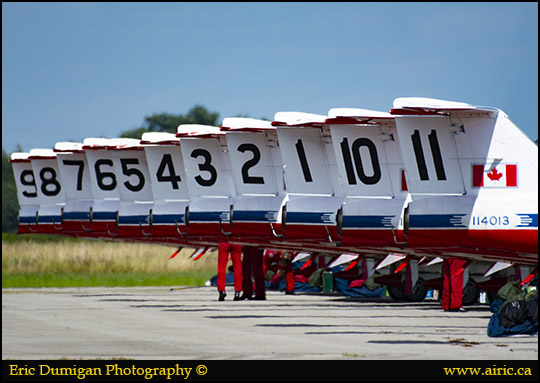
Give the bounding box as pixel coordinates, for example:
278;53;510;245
2;105;221;233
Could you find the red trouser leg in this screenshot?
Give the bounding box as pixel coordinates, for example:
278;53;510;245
217;242;230;292
441;260;451;310
282;263;294;292
230;243;243;292
242;246;266;297
252;248;266;297
441;258;466;310
286;271;295;292
449;259;466;310
242;246;254;297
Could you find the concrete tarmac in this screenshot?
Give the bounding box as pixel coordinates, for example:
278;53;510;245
2;286;537;360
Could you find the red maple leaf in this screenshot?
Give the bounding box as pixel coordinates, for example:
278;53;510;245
487;168;503;181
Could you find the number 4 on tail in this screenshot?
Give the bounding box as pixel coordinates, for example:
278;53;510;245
156;154;182;189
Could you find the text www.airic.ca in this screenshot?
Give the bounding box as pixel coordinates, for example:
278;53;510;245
443;365;533;377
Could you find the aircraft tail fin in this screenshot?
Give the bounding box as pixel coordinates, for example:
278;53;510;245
392;98;538;195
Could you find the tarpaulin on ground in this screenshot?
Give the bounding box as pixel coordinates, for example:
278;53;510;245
487;281;538;337
333;277;384;298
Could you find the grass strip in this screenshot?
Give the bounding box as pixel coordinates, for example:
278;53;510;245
2;271;216;288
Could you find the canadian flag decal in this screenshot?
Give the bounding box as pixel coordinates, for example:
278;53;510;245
472;164;518;187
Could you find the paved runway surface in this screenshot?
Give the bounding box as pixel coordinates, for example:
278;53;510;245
2;286;537;360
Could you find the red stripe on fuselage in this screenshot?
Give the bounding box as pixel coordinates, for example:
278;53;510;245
406;228;537;255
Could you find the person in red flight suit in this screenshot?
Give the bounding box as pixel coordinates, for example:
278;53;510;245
263;249;282;278
217;241;243;301
278;251;295;295
240;245;266;300
264;250;295;294
441;258;468;312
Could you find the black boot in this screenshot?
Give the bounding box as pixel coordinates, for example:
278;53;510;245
218;291;226;301
234;291;242;301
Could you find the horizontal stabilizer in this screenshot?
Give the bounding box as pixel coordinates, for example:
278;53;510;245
292;252;312;263
221;117;274;131
168;247;183;259
82;137;112;149
9;152;31;162
190;246;213;261
107;138;143;149
483;262;513;278
177;124;223;137
54;142;84;153
140;132;179;145
327;253;359;269
272;112;327;127
327;108;394;125
375;253;407;270
28;148;57;159
392;97;497;118
426;257;444;266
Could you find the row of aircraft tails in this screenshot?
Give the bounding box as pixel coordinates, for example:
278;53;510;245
10;97;538;301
